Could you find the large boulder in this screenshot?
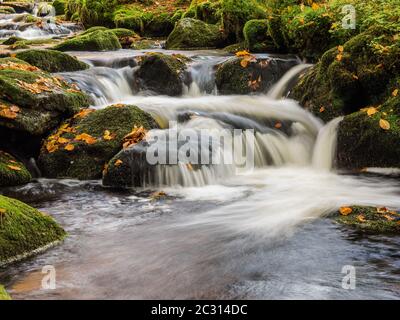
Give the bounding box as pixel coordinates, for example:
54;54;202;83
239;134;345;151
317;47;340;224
15;49;89;73
166;18;226;49
291;28;400;122
38;104;158;180
0;150;31;187
215;55;298;95
337;95;400;169
0;195;66;266
136;53;189;96
0;57;90;155
53;30;122;51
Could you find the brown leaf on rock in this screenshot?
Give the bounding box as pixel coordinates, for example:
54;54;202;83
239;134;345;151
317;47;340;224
7;165;22;171
75;133;97;145
379;118;390;130
339;207;352;216
122;126;148;149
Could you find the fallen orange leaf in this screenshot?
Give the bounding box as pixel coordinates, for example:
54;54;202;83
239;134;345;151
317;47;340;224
339;207;352;216
7;165;21;171
64;144;75;151
379;119;390;130
115;159;123;167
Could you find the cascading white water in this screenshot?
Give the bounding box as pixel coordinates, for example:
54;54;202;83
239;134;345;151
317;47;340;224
267;63;313;99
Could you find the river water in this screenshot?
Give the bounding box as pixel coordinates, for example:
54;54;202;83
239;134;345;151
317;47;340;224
1;8;400;299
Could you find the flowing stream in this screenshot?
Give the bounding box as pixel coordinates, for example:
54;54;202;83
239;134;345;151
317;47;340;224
1;23;400;299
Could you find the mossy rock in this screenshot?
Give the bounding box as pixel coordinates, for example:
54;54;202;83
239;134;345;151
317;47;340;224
2;36;23;46
291;28;400;122
0;195;66;266
52;0;67;16
0;150;31;187
131;39;162;50
53;30;122;51
15;49;89;73
102;139;153;188
38;104;158;180
0;98;60;136
220;0;267;43
223;42;246;54
166;18;226;49
136;53;188;96
184;0;222;25
0;58;90;114
215;56;298;95
243;19;277;53
0;6;16;14
337;95;400;169
80;26;108;36
336;206;400;234
0;285;11;300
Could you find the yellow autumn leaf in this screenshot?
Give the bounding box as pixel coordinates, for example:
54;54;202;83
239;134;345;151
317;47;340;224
383;214;395;221
357;215;366;222
367;107;378;116
115;159;123;167
64;144;75;151
311;3;320;10
339;207;352;216
379;118;390;130
103;130;114;141
392;89;398;97
240;58;249;68
58;137;70;144
377;207;388;214
75;133;97;145
337;45;344;53
235;50;250;57
319;106;325;113
336;54;343;61
7;165;22;171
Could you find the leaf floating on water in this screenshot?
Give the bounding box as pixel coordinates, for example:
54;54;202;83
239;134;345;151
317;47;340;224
379;118;390;130
339;207;352;216
7;165;21;171
274;122;282;129
115;159;123;167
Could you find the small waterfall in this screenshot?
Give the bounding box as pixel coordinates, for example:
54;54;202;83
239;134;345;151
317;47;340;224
61;67;137;106
33;2;56;18
312;117;343;170
268;63;313;99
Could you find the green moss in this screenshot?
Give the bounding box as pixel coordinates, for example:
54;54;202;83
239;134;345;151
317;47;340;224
243;19;277;53
336;206;400;234
131;39;162;50
166;18;226;49
220;0;267;43
0;58;90;114
15;49;89;73
0;195;66;265
337;95;400;169
2;36;23;46
0;6;16;14
38;104;158;180
292;28;400;122
53;30;122;51
0;150;31;187
0;285;11;300
80;26;108;35
222;42;246;54
53;0;67;16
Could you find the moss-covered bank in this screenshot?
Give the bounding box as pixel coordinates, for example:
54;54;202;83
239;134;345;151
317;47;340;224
0;195;66;266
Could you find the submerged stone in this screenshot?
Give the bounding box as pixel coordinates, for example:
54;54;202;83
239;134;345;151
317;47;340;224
0;195;66;266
